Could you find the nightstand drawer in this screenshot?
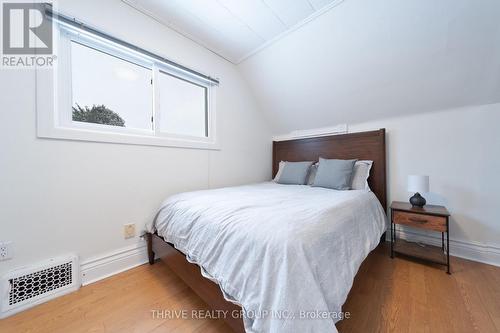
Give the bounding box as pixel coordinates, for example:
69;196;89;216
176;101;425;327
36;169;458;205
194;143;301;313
393;211;447;232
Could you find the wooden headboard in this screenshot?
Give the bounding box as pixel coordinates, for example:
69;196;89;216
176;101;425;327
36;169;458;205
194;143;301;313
272;129;387;209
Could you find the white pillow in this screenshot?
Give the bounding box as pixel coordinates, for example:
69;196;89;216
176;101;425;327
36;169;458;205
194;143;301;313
306;163;318;185
273;161;285;181
350;160;373;190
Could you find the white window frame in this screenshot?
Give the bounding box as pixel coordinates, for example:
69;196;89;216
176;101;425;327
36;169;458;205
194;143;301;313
37;22;218;150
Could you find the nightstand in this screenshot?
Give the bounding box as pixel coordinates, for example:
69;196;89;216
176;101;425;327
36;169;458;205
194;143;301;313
390;201;451;274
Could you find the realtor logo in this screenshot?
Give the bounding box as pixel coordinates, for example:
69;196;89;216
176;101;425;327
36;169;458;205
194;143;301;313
2;2;52;54
2;1;54;67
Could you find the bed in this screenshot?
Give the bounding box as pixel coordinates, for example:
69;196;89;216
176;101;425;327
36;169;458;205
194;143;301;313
145;129;387;333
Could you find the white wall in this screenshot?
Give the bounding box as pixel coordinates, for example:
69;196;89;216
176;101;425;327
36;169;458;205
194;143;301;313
349;104;500;265
0;0;272;279
239;0;500;134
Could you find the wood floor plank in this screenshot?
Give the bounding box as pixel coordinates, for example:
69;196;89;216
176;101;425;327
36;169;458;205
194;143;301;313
407;260;430;333
337;245;500;333
452;259;498;333
0;244;499;333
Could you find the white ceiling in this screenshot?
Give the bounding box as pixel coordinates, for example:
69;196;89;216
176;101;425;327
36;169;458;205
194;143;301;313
122;0;342;63
239;0;500;134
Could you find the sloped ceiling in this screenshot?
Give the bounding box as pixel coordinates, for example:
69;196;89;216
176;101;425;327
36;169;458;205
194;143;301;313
238;0;500;134
122;0;343;63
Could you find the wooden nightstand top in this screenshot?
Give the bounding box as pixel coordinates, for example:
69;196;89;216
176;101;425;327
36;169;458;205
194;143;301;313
390;201;450;217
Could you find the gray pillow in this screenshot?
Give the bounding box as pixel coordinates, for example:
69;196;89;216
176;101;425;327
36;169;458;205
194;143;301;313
312;158;357;190
276;161;313;185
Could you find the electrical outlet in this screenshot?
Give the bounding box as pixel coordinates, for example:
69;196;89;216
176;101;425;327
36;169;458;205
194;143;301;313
123;224;136;239
0;241;13;261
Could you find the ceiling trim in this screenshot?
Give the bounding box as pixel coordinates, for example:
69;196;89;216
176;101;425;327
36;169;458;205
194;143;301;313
122;0;345;65
237;0;345;64
121;0;236;64
216;1;269;42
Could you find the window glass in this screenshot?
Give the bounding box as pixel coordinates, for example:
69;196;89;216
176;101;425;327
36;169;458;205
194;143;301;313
158;71;208;137
71;41;153;130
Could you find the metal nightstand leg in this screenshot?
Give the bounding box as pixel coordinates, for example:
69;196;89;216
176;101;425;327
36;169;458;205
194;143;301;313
390;210;394;258
446;218;451;274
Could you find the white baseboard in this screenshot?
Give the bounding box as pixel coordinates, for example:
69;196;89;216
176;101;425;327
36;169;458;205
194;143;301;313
80;231;500;287
80;241;148;285
394;228;500;267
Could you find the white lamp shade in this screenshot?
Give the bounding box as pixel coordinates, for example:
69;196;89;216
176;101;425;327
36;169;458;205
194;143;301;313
408;175;429;193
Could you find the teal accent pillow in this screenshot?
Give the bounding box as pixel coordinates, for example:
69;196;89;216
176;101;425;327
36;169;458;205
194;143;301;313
312;158;357;190
276;161;313;185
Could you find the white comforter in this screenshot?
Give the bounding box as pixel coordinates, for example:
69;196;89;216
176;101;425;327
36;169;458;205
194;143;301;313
149;182;386;333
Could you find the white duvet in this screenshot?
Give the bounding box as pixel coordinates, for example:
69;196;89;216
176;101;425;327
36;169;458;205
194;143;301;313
149;182;386;333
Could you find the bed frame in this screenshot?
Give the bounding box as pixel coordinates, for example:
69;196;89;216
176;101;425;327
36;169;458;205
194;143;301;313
146;129;387;332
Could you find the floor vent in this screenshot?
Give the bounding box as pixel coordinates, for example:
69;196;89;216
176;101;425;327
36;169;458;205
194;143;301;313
1;254;80;319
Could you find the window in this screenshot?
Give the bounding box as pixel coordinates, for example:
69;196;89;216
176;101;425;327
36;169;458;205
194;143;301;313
37;18;218;149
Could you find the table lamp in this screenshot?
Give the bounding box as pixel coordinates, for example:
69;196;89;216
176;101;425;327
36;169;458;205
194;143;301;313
408;175;429;207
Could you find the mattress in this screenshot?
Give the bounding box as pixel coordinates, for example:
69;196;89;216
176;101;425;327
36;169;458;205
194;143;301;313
148;182;387;332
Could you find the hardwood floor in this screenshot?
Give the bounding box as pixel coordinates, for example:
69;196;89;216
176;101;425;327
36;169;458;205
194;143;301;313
0;261;233;333
1;243;499;333
338;244;500;333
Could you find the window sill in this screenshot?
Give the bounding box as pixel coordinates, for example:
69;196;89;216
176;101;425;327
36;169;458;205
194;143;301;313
37;125;220;150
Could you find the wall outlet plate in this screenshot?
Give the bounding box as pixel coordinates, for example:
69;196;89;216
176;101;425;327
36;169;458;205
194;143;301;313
123;224;136;239
0;241;13;261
